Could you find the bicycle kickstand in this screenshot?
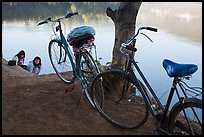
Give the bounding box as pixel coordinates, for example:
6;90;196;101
75;82;87;109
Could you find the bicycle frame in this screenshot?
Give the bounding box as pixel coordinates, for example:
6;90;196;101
126;57;163;121
55;20;84;81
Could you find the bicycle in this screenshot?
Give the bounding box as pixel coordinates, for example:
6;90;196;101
37;12;100;108
90;26;202;135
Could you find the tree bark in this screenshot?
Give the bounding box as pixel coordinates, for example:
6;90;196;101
106;2;142;68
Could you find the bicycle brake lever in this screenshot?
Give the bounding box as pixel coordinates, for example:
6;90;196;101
140;33;153;43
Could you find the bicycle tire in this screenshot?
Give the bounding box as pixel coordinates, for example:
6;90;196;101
80;50;100;107
80;50;100;84
91;69;149;129
168;98;202;135
48;39;75;84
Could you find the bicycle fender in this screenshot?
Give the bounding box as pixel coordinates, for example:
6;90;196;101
168;97;202;120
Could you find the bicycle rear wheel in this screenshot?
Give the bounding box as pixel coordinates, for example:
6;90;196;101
80;50;100;107
91;69;149;129
48;39;75;84
80;50;100;85
168;98;202;135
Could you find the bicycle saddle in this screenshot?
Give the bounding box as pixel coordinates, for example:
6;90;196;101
162;59;198;78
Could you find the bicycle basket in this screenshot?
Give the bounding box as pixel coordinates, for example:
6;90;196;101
67;26;95;48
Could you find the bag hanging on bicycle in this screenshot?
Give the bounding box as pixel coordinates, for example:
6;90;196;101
67;26;95;48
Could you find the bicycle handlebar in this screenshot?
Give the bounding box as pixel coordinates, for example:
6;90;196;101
37;12;78;26
146;27;158;32
120;26;158;55
37;20;48;26
123;26;158;46
139;26;158;32
65;12;78;18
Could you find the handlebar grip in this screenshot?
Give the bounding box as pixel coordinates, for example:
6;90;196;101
146;27;158;32
65;12;78;18
37;20;48;26
71;12;78;16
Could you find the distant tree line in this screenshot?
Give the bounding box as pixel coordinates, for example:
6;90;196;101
2;2;119;21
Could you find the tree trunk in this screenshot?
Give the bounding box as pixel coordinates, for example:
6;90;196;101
106;2;142;68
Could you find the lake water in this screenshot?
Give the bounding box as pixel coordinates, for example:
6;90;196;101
2;2;202;107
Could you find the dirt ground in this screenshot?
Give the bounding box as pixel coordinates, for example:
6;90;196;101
2;59;156;135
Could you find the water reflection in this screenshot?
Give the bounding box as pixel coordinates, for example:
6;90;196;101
137;2;202;44
2;2;202;44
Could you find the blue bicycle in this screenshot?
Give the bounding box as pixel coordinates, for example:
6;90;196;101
37;12;100;107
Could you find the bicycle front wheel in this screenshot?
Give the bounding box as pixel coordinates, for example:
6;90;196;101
91;69;149;129
48;39;75;84
168;98;202;135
